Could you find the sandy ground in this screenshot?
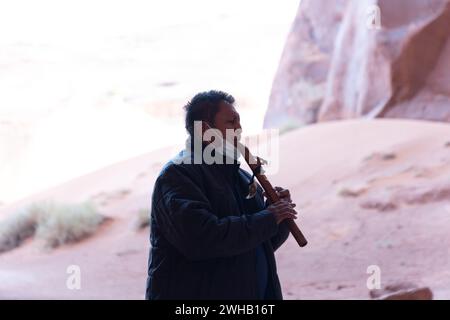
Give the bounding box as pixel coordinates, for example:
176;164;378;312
1;118;450;299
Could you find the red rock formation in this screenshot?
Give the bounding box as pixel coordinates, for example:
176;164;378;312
370;282;433;300
264;0;450;129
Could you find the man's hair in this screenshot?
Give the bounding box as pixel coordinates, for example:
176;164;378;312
184;90;235;137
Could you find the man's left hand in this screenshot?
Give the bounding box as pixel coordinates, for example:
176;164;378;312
274;186;292;203
263;186;292;203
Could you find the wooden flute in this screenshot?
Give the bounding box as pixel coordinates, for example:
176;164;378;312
238;142;308;248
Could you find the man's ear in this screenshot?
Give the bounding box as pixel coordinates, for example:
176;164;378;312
201;121;214;143
193;121;212;142
202;121;213;132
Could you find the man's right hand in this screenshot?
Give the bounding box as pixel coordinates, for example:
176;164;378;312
266;200;298;225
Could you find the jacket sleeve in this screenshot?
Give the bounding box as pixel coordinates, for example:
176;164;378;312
270;222;290;251
264;199;290;251
153;165;279;261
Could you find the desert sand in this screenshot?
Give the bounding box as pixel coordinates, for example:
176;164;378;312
1;118;449;299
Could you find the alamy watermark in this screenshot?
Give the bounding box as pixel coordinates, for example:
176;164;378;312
173;121;280;175
366;4;381;30
366;265;381;290
66;264;81;290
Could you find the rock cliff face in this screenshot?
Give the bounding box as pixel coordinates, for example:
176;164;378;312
264;0;450;129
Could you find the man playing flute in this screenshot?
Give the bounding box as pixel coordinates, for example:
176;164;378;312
145;90;298;300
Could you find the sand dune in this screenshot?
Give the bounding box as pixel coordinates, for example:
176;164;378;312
1;119;450;299
0;0;299;206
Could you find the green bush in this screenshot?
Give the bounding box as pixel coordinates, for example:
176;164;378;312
0;200;108;253
35;201;107;248
134;208;150;230
0;208;38;253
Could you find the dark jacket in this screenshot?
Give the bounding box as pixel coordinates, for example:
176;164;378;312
145;149;290;300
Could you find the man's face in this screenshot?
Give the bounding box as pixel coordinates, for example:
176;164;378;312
213;101;242;144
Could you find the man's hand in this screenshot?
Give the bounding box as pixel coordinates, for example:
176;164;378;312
274;186;292;203
264;187;297;224
266;200;297;225
263;186;292;203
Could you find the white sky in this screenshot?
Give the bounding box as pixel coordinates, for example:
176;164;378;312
0;0;300;203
